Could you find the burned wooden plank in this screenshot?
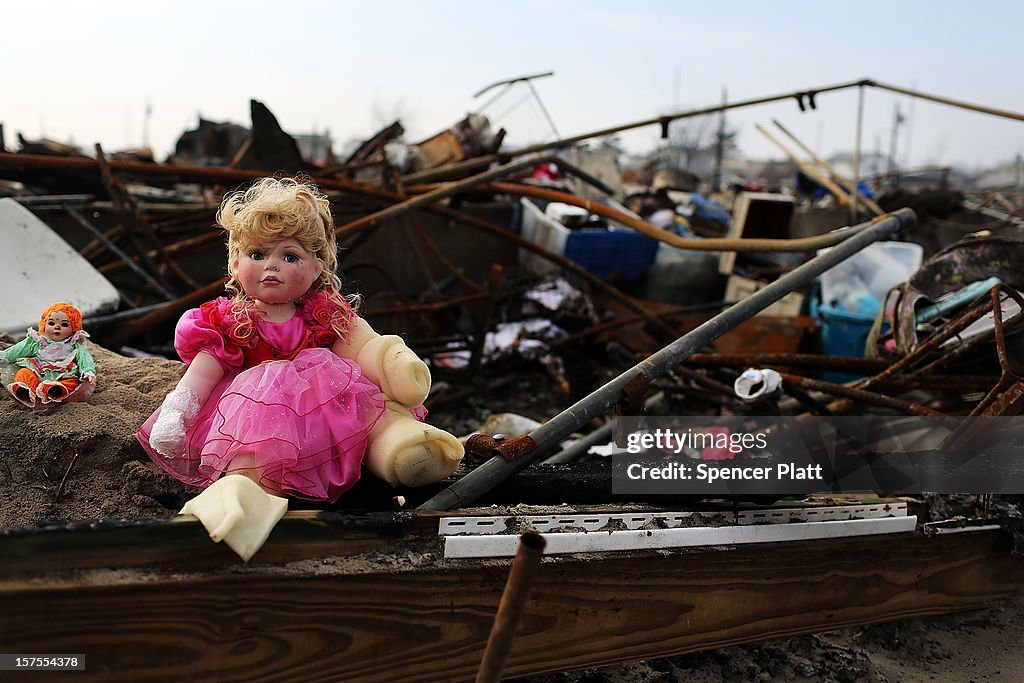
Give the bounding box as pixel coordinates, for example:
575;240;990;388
1;529;1020;682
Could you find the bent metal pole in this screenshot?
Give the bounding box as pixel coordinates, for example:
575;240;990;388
418;208;916;511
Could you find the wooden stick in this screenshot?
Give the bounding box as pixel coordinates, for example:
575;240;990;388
754;124;851;207
772;119;885;216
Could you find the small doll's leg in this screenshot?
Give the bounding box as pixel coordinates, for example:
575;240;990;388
179;464;288;562
365;401;464;487
37;378;79;404
8;368;41;407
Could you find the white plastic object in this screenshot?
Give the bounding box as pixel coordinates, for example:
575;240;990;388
734;368;783;400
0;199;119;334
544;201;591;227
817;241;923;312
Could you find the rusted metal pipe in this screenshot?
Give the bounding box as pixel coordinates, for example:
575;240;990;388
0;152;395;200
686;352;890;373
104;277;228;348
475;532;547;683
363;291;491;317
486;180;878;252
335;154;545;238
419;209;915;511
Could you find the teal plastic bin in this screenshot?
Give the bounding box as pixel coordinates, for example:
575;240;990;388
816;303;878;383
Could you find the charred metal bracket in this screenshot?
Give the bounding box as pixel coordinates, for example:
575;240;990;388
614;373;651;447
465;433;538;463
793;91;818;112
616;372;651;417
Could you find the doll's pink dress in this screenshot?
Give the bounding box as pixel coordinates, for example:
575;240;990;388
136;294;386;503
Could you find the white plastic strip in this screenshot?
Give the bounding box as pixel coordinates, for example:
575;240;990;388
926;523;1002;535
443;515;918;559
438;503;907;536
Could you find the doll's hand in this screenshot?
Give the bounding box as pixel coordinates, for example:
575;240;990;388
150;410;187;458
149;386;201;459
82;373;97;387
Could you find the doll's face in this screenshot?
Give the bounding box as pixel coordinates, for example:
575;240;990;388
232;238;324;305
43;311;73;341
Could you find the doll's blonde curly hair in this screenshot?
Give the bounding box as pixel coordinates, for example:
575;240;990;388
218;177;358;336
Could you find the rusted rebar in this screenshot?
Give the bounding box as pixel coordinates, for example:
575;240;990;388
470;264;503;372
104;277;228;347
966;287;1020;416
94;144;184;295
827;283;1024;413
63;205;168;304
336;154;546;238
685;352;890;374
475;532;547;683
0;151;396;200
778;372;944;416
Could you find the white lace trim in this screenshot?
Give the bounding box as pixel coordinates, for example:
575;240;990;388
25;330;79;366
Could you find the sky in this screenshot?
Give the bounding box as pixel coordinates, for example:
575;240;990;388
4;0;1023;173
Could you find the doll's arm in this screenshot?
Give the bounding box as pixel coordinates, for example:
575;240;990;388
3;337;37;364
75;344;98;382
331;317;431;407
149;351;225;458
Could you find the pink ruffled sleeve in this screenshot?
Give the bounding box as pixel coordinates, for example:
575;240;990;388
174;299;244;372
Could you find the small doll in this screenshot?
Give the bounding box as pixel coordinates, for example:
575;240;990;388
3;302;97;408
136;177;464;560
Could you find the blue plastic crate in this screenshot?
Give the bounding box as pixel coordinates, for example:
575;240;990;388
564;229;659;280
816;303;881;383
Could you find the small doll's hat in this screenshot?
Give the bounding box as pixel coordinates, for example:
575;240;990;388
39;302;83;334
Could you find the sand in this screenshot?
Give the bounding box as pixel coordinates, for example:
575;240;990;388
0;334;194;528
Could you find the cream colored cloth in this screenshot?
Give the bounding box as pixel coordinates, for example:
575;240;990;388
179;475;288;562
365;402;464;487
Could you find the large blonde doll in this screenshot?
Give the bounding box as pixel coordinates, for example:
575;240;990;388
137;178;463;560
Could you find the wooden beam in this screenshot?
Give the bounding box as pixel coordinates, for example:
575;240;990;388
1;527;1021;682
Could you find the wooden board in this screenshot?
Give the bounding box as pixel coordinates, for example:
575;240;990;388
2;524;1022;682
717;192;796;276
